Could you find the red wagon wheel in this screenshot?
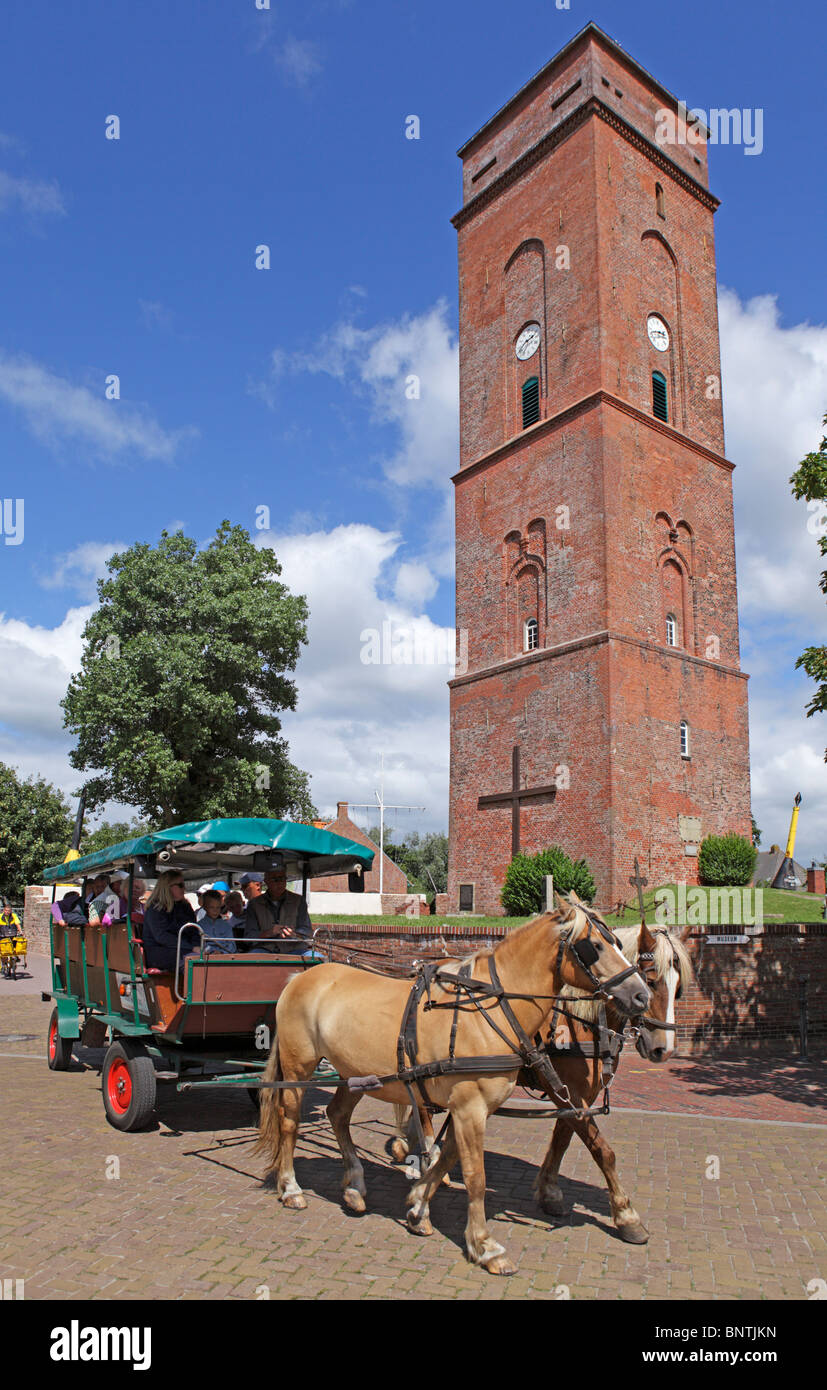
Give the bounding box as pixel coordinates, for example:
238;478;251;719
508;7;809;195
47;1007;74;1071
102;1038;156;1131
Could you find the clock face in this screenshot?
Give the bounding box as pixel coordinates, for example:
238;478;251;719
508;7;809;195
647;314;670;351
515;323;541;361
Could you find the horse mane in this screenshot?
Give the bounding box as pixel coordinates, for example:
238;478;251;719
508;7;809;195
443;899;588;979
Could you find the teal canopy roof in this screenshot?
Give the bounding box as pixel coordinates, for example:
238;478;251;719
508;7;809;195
42;817;375;884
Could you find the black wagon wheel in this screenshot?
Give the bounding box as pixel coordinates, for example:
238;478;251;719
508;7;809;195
47;1007;74;1071
102;1038;157;1132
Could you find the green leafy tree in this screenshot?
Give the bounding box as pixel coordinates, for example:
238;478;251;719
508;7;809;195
698;833;757;887
751;815;762;848
790;414;827;759
0;763;75;899
62;523;316;824
366;828;448;896
502;845;596;916
80;818;152;857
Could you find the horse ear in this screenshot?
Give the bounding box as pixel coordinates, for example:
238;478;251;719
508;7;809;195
639;921;657;949
568;890;583;906
678;923;693;943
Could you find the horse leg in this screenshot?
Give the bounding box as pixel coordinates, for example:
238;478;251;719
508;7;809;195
535;1117;575;1216
568;1114;649;1244
405;1124;458;1237
276;1083;307;1210
452;1100;516;1276
327;1086;368;1214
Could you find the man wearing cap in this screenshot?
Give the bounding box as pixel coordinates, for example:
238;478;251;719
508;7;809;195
239;871;264;903
241;867;312;952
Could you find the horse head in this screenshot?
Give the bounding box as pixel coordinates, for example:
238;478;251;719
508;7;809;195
556;894;650;1019
619;921;693;1061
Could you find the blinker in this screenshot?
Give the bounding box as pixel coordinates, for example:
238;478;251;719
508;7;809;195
574;939;600;968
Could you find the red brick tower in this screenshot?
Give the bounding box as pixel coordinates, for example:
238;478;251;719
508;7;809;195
448;24;751;914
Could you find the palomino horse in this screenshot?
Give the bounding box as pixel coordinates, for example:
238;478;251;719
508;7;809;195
392;912;692;1245
255;899;649;1275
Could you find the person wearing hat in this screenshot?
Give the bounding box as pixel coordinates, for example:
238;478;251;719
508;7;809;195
239;871;264;904
240;867;312;953
88;870;128;925
0;901;20;937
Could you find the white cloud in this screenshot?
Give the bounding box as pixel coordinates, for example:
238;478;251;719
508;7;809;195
721;289;827;628
0;168;65;216
139;299;174;332
0;354;198;461
0;606;90;740
39;542;125;600
274;37;323;86
258;523;452;830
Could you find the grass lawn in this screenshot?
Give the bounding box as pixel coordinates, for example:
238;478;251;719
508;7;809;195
313;885;825;932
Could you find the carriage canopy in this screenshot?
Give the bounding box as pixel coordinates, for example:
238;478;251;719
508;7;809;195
41;816;375;883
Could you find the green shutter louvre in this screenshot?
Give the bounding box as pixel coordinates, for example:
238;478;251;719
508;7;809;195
652;371;668;422
522;376;540;428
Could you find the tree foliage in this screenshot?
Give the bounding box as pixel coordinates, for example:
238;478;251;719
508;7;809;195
62;523;316;823
698;833;757;887
501;845;596;916
367;827;448;896
790;413;827;759
80;818;152;857
0;762;75;899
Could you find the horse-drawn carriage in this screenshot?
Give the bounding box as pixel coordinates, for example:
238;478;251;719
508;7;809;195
41;817;374;1131
42;818;690;1274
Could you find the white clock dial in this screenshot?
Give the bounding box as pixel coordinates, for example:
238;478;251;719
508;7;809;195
515;324;541;360
647;314;670;351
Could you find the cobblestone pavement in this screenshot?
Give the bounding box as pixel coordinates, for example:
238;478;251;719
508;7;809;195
1;992;825;1301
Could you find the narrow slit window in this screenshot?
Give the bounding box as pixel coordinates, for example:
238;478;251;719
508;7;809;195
655;182;665;218
652;371;668;422
524;617;539;651
680;721;690;758
522;376;540;429
666;613;677;646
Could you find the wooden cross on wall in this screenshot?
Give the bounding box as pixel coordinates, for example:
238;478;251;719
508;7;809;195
478;746;557;857
629;856;649;918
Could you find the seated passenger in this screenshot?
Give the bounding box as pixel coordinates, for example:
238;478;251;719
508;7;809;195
199;889;236;954
56;891;88;927
222;890;247;942
88;869;128;926
240;868;313;954
142;874;200;972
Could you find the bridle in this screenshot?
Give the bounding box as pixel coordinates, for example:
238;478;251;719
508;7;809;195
569;906;644;998
635;931;682;1033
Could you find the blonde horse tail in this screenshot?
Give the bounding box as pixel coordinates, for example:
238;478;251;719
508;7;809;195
253;1028;283;1174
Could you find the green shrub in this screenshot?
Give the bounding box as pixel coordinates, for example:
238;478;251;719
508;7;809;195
501;845;596;915
698;833;757;887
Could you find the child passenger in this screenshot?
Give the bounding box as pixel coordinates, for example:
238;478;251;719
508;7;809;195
199;889;236;954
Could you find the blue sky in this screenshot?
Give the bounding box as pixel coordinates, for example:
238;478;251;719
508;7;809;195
1;0;826;865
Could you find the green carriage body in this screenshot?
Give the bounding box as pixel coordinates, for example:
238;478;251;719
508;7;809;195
41;818;373;1127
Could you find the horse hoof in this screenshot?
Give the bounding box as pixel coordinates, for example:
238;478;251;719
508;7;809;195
540;1193;569;1217
617;1221;649;1244
390;1139;408;1163
343;1188;366;1214
484;1255;516;1276
282;1193;307;1211
406;1211;433;1237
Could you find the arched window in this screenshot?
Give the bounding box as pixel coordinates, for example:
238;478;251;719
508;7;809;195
666;613;677;647
524;617;539;651
522;376;540;429
652;371;668;422
655;182;665;218
680;721;690;758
